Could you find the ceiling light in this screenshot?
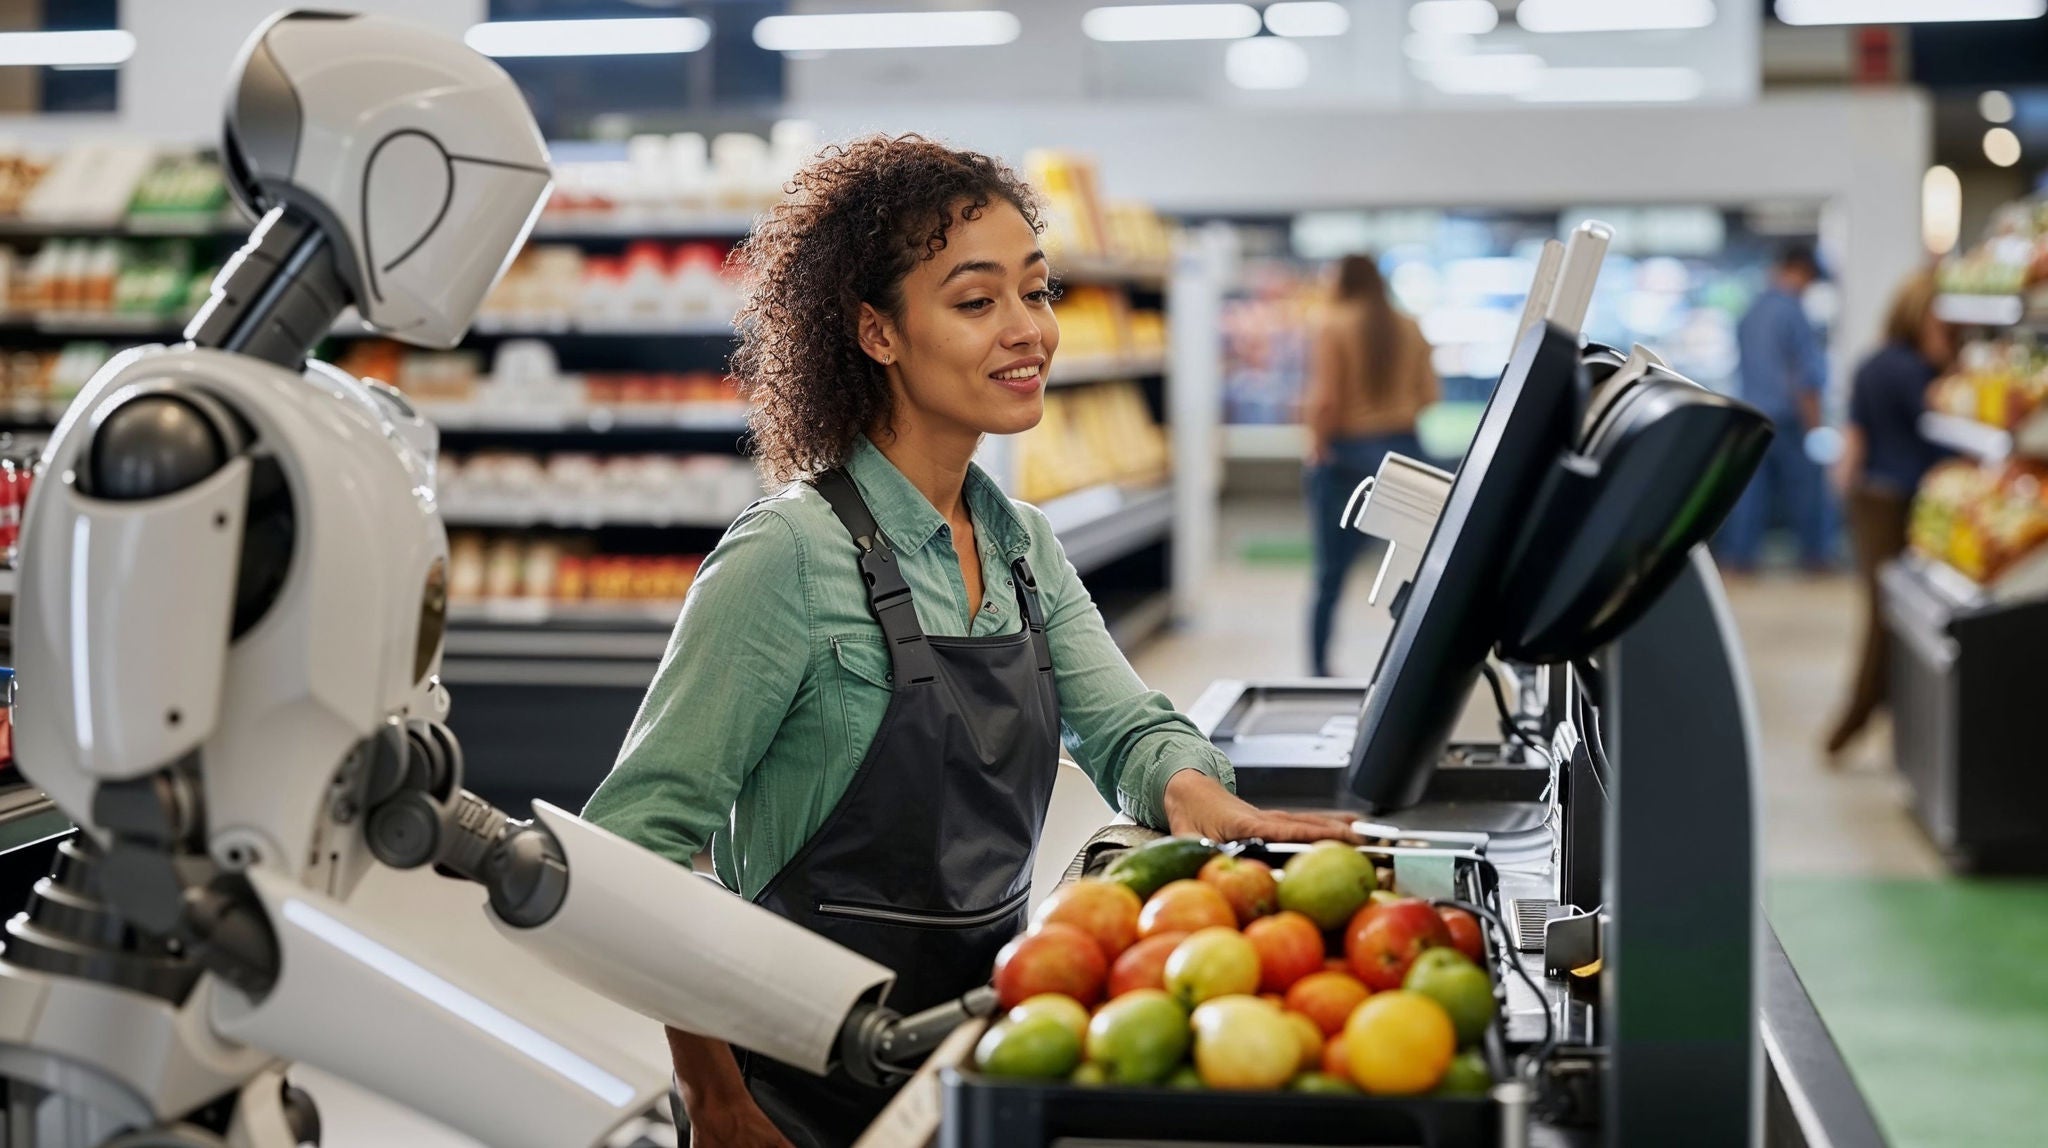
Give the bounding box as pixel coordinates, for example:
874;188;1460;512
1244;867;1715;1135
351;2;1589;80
1420;52;1545;95
1082;3;1262;41
1226;36;1311;87
1979;90;2015;123
1517;65;1705;102
0;29;135;67
1984;127;2023;167
1922;165;1962;255
1776;0;2045;24
1409;0;1500;35
752;10;1022;52
1264;1;1351;36
1518;0;1717;33
466;17;710;58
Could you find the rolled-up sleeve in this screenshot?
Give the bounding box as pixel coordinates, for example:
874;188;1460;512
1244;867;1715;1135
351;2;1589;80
582;506;810;865
1019;504;1236;828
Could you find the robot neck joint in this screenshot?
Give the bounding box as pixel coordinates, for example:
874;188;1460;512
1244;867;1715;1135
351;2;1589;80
186;205;352;370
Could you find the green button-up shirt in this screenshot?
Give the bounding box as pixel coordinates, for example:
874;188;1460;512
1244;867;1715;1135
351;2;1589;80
583;437;1237;899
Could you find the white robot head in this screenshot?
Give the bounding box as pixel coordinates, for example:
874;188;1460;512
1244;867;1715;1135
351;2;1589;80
223;10;552;348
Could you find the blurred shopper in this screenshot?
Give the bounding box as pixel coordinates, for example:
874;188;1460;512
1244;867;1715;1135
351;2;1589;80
1721;243;1833;572
1301;254;1438;677
1824;269;1955;758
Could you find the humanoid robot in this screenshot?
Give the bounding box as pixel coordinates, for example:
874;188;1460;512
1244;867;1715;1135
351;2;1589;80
0;12;982;1147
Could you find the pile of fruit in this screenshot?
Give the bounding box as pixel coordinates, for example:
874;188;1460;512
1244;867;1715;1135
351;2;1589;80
975;837;1497;1098
1926;340;2048;431
1910;459;2048;584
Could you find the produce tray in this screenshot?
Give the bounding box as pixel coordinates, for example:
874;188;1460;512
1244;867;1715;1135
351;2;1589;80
943;843;1505;1148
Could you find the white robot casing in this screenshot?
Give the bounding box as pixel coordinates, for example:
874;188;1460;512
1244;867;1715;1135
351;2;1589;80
226;11;552;348
15;344;448;896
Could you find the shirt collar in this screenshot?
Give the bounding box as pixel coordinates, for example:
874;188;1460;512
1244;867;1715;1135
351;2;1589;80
845;436;1031;560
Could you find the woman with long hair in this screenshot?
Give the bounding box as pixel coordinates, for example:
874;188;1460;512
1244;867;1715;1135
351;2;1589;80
583;135;1355;1147
1824;268;1955;758
1301;254;1440;677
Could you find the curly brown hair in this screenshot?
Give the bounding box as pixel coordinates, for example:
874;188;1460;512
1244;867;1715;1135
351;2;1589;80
729;134;1043;482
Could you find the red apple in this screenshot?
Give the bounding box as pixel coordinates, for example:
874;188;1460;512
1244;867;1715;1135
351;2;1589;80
1035;878;1143;958
1437;907;1484;963
1244;910;1325;994
1107;931;1188;999
994;922;1108;1009
1344;898;1453;992
1198;854;1279;925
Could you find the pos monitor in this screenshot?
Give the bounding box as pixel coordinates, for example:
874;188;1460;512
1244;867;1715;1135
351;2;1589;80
1343;225;1773;812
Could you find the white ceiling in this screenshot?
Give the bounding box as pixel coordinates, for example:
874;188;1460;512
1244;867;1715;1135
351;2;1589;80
781;0;1761;109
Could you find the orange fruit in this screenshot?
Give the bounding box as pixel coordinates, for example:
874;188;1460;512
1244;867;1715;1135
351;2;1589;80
1284;970;1371;1037
1343;990;1456;1095
1140;880;1236;938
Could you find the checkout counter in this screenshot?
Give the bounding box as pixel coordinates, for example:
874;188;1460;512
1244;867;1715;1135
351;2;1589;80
951;225;1892;1147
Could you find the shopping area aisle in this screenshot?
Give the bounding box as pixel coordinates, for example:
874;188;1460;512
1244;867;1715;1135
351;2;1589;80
1141;496;2048;1147
1132;496;1941;880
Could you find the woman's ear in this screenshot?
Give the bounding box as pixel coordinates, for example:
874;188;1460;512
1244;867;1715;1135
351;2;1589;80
857;302;898;367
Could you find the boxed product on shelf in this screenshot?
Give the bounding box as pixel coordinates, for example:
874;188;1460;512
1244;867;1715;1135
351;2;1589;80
3;238;213;318
438;449;763;526
126;154;228;225
1015;381;1170;504
1937;198;2048;298
0;151;50;219
1926;338;2047;430
20;142;158;225
447;530;704;607
335;337;747;425
1910;458;2048;585
476;240;739;330
0;342;116;420
540;122;815;223
1026;150;1175;267
1053;287;1166;364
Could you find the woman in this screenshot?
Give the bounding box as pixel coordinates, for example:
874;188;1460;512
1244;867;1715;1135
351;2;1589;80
583;136;1355;1148
1824;268;1955;758
1301;254;1440;677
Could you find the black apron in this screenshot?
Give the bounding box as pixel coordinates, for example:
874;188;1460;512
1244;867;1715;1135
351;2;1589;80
742;469;1062;1147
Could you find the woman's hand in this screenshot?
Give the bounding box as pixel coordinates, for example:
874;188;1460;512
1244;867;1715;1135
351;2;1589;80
687;1093;794;1148
1162;769;1360;845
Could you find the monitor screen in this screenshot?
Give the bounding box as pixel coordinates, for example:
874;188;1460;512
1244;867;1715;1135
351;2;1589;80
1344;321;1585;812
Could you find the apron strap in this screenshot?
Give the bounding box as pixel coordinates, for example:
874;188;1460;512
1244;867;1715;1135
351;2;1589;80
1011;556;1054;674
814;469;940;686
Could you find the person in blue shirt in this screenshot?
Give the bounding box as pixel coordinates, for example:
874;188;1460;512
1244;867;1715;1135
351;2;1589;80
1719;244;1834;572
1824;269;1955;758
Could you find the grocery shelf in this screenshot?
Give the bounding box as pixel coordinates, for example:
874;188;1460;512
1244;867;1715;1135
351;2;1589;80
1102;588;1175;651
0;311;190;338
1039;483;1174;576
1899;550;2048;609
1933;293;2032;327
1051;352;1167;386
441;504;736;530
1054;255;1172;287
0;213;243;239
1921;410;2048;462
528;211;760;240
1222;422;1307;461
416;400;748;435
448;599;680;629
1920;413;2014;462
330;314;736;339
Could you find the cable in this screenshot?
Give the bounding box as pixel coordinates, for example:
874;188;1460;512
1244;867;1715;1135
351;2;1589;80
1484;661;1552;768
1432;894;1558;1084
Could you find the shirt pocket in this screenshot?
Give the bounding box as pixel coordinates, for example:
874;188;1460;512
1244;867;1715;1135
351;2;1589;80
830;635;893;757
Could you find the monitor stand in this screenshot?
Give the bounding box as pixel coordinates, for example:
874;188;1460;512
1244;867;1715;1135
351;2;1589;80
1600;547;1760;1143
